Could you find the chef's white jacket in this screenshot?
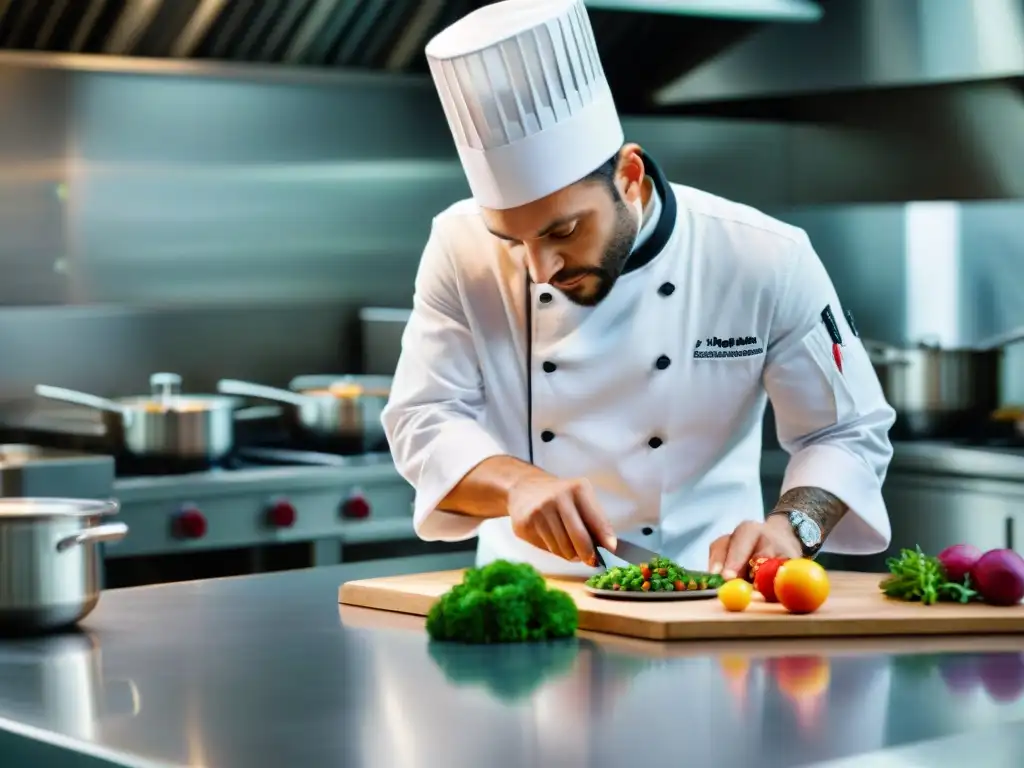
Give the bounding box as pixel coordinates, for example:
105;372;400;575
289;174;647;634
382;156;895;576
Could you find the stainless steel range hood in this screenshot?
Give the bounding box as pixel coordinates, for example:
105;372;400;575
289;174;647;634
655;0;1024;105
583;0;822;21
0;0;821;109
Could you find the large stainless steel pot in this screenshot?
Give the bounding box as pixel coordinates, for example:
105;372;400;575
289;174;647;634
865;326;1024;438
34;373;242;463
0;498;128;635
217;375;391;452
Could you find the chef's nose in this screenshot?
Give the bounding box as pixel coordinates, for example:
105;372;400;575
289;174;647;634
524;245;564;285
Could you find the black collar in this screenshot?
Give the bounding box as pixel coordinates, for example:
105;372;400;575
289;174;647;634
622;152;677;275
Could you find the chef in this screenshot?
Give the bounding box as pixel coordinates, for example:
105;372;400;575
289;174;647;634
382;0;896;579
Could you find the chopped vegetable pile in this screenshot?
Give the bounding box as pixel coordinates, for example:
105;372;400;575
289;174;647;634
585;556;725;593
426;560;578;644
877;545;1024;605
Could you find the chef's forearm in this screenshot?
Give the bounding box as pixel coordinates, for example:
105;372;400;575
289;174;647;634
439;456;548;519
771;486;848;541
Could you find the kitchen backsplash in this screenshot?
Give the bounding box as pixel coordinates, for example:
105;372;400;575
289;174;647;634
0;59;1020;408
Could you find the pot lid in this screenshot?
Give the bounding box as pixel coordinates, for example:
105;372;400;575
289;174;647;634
0;498;119;521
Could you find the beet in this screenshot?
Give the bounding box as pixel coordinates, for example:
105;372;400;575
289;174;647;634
937;544;983;583
970;549;1024;606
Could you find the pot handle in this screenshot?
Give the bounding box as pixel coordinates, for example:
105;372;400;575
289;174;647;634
233;405;286;422
861;340;913;366
974;325;1024;351
56;522;129;553
35;385;126;414
216;379;308;407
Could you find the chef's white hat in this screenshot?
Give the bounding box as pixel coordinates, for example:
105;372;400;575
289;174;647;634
425;0;623;210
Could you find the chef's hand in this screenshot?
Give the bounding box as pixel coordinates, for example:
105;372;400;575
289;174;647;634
507;474;617;565
708;516;804;581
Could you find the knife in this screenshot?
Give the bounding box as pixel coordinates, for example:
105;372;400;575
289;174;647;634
594;522;715;569
599;539;660;566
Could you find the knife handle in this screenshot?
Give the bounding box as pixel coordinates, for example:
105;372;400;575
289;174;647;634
591;532;606;568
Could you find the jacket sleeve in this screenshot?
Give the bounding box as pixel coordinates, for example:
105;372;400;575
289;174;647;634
381;221;509;542
763;231;897;555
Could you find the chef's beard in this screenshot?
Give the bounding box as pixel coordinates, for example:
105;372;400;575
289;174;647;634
553;195;638;307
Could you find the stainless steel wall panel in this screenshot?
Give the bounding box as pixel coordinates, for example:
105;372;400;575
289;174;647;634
0;59;1020;414
0;66;70;305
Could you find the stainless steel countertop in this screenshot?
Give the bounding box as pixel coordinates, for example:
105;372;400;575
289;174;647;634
762;441;1024;483
3;558;1024;767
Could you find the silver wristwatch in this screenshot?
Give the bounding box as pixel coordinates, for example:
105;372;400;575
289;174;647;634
770;508;823;557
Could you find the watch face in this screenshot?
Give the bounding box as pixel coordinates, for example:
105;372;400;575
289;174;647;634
791;512;822;547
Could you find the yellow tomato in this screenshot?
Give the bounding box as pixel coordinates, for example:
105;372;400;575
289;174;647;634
774;558;830;614
718;578;753;612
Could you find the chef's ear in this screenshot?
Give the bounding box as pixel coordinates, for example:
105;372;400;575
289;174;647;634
616;143;645;202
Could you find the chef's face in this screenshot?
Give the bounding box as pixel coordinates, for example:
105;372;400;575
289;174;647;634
480;145;646;306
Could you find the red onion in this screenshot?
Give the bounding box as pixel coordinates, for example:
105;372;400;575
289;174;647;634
937;544;983;583
970;549;1024;606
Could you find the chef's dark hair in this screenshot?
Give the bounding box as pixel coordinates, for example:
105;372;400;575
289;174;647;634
582;148;624;197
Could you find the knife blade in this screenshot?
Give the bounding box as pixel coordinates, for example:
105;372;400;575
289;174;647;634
595;522;716;569
600;539;660;566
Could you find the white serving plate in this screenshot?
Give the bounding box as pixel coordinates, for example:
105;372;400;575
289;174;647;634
582;585;719;601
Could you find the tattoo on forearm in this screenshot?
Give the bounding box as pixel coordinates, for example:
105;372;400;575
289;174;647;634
772;486;848;541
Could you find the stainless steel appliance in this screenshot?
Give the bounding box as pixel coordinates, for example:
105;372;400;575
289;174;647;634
0;445;114;497
0;405;469;589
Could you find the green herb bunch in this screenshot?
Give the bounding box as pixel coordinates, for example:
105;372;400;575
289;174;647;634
879;546;978;605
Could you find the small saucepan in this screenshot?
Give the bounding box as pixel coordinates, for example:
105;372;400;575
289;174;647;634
865;326;1024;439
0;497;128;635
217;375;391;453
34;373;243;463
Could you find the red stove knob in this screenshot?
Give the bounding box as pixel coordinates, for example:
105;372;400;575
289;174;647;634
174;507;207;539
342;493;371;519
266;499;296;528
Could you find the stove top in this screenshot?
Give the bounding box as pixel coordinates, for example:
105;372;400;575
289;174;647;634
0;407;393;479
110;448;395;480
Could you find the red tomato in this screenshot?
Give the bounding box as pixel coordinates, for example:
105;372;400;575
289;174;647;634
640;565;652;580
753;557;788;603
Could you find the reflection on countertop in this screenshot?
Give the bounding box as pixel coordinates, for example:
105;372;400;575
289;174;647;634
1;561;1024;767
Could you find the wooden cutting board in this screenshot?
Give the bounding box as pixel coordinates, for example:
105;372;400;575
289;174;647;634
338;569;1024;641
